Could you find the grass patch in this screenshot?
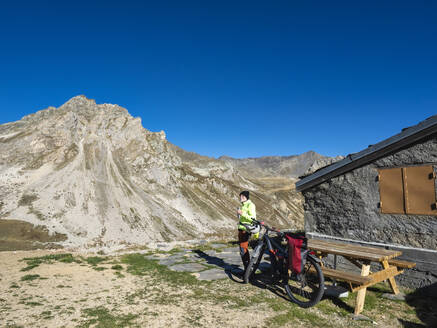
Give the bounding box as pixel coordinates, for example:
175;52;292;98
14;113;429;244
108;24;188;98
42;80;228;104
93;267;106;271
111;265;123;270
121;253;201;286
25;301;43;307
40;310;53;319
20;253;77;271
266;305;331;327
316;298;350;317
20;264;39;272
9;283;20;289
78;306;138;328
20;274;41;281
364;291;379;311
85;256;107;266
168;247;183;254
114;271;125;278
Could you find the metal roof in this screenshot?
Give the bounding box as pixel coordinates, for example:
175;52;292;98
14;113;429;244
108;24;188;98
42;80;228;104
296;115;437;192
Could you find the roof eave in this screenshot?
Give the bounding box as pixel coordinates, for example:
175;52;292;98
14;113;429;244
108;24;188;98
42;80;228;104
296;116;437;192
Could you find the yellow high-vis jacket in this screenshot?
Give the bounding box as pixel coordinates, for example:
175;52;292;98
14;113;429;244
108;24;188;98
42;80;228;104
238;199;256;231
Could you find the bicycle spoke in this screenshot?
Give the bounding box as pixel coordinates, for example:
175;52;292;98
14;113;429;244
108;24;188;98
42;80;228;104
285;256;324;307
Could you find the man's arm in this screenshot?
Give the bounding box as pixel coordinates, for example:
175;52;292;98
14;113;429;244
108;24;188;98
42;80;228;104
249;202;256;219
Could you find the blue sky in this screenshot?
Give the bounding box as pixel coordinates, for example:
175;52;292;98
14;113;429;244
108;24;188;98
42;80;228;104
0;1;436;158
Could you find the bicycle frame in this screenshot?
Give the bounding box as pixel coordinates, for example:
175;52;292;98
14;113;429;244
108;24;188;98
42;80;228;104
249;226;288;280
244;220;325;307
252;223;321;278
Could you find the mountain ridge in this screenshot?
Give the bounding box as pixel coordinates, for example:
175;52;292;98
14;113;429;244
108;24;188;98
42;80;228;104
0;96;335;250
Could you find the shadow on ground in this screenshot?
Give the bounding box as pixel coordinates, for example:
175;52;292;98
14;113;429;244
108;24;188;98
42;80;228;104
193;249;243;281
400;282;437;328
193;248;292;302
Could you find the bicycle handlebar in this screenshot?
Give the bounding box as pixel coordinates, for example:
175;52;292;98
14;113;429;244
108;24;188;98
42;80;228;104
243;219;283;236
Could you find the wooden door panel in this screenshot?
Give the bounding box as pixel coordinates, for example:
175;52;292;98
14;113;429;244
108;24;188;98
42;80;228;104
404;165;437;215
379;168;405;214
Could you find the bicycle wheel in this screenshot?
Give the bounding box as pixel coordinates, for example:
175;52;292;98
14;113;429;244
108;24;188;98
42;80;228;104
285;255;324;308
243;243;265;284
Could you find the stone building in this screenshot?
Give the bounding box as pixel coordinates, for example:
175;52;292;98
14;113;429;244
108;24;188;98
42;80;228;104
296;116;437;288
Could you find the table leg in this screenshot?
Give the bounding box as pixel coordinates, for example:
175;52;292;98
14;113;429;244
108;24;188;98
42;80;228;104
333;254;337;286
355;263;370;315
382;260;400;295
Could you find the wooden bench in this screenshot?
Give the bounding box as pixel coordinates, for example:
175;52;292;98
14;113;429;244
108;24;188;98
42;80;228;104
306;239;416;315
311;266;372;285
388;259;416;269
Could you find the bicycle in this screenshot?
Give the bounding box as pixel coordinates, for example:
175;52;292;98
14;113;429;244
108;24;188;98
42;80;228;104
242;219;325;308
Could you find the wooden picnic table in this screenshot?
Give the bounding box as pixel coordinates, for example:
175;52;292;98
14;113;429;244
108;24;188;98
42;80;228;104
307;238;416;315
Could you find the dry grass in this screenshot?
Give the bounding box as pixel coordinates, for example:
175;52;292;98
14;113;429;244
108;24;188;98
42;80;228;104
0;246;434;328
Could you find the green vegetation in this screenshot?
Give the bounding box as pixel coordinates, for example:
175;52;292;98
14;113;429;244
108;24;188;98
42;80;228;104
20;253;78;271
364;291;378;311
114;271;125;278
266;305;325;327
78;306;138;328
40;310;53;319
85;256;107;266
111;265;123;270
25;301;43;307
121;253;200;286
93;267;106;271
20;274;41;281
20;263;40;272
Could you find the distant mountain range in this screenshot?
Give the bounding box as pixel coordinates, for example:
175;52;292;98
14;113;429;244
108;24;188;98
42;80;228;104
0;96;336;250
218;152;325;178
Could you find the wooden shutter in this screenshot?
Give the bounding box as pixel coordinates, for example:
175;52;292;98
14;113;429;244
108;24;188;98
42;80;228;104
378;168;405;214
403;165;437;215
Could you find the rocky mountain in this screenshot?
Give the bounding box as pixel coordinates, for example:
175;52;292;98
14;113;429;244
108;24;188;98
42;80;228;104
302;155;345;177
218;151;325;179
0;96;327;250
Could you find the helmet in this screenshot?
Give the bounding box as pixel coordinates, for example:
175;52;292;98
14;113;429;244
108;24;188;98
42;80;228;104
239;190;250;200
246;222;260;234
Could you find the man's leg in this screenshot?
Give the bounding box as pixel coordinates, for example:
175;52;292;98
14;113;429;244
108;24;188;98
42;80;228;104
238;230;250;270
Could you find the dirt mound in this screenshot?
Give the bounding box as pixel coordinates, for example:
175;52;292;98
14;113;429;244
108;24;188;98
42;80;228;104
0;219;65;251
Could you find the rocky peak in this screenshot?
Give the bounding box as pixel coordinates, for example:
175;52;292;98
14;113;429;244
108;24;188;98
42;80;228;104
303;155;345;176
0;96;319;250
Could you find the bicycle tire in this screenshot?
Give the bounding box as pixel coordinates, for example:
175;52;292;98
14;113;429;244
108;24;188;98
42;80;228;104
243;243;265;284
285;255;324;308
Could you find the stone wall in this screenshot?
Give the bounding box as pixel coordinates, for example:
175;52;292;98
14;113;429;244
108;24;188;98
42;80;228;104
302;134;437;287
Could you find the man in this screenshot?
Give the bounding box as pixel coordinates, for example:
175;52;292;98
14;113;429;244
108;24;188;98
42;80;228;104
237;190;257;271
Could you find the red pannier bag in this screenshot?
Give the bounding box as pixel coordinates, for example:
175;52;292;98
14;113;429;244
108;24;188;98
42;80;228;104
285;233;308;274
